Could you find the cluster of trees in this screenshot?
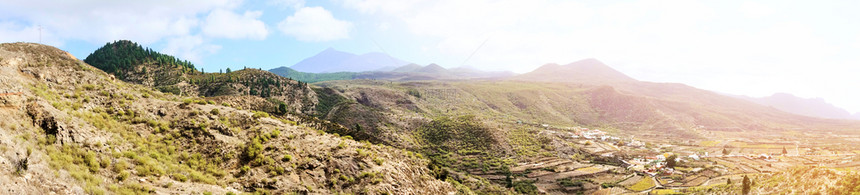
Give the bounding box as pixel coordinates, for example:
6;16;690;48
84;40;197;75
244;76;288;97
84;40;196;73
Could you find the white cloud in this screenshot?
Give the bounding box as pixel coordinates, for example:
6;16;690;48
202;9;269;40
0;0;239;45
278;6;352;42
269;0;305;9
339;0;419;15
740;1;775;19
161;35;221;64
0;21;63;46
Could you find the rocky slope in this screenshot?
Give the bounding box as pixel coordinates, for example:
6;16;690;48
0;42;455;194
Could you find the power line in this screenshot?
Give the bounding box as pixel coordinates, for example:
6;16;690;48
460;38;489;67
370;38;401;67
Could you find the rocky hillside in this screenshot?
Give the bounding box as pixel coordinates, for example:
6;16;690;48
85;40;317;114
0;42;455;194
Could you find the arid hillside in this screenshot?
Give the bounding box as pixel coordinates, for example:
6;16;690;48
308;78;860;194
0;42;456;194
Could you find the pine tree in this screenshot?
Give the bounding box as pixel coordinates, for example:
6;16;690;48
742;175;751;194
278;102;288;115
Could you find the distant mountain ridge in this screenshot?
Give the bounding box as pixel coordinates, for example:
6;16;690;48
391;63;423;73
740;93;859;120
513;58;636;83
271;62;515;83
290;48;410;73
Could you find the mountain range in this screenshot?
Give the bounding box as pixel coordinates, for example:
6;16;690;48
281;49;860;121
271;49;515;83
512;58;637;83
739;93;860;120
289;48;410;73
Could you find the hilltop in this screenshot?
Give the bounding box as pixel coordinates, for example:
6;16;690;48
513;58;636;83
0;42;456;194
85;40;317;114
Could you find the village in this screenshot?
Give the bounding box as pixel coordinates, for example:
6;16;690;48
511;121;860;194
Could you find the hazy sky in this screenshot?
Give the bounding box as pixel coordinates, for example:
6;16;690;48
1;0;859;113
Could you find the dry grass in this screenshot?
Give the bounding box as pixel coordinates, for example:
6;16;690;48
626;177;655;192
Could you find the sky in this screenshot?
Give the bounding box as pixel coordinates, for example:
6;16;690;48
1;0;859;113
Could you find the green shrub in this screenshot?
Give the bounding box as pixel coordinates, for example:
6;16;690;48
373;157;384;166
241;165;250;174
113;160;128;172
245;138;264;163
407;88;421;98
172;173;188;182
281;154;292;162
83;84;97;90
557;178;584;187
356;149;369;157
190;170;215;184
210;108;219;115
252;111;269;119
99;156;110;168
359;171;376;179
84;151;99;172
117;171;130;181
601;182;617;188
513;180;538;194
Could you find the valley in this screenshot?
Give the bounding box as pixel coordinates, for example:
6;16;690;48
312;79;860;194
